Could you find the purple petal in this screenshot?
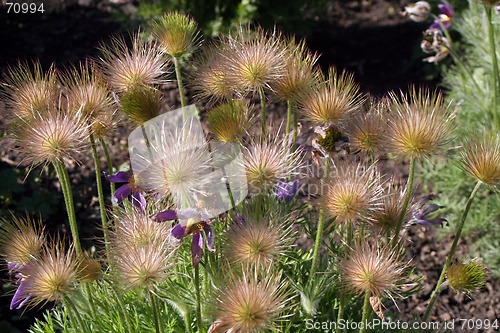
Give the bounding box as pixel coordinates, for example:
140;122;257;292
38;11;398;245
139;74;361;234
438;3;454;18
112;184;133;205
203;224;215;252
131;191;147;211
191;233;203;266
154;209;178;222
105;171;131;183
10;279;29;310
276;180;301;203
178;208;198;220
171;224;186;239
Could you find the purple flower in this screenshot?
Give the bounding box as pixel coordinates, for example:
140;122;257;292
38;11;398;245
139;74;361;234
411;195;448;227
105;171;146;211
153;208;215;266
10;274;30;310
429;3;454;30
276;180;301;203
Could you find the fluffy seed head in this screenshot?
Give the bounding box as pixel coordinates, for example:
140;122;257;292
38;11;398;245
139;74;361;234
300;67;365;125
151;11;200;57
225;205;293;269
212;269;289;333
190;43;233;103
111;208;175;289
341;241;409;298
460;132;500;186
446;259;489;294
0;215;45;268
9;108;90;167
223;26;286;94
25;242;79;306
207;100;253;142
136;122;213;206
76;255;102;283
369;181;411;233
322;161;383;224
347;99;388;156
2;61;59;119
120;85;162;125
99;34;168;93
272;38;321;102
387;87;455;160
242;137;302;193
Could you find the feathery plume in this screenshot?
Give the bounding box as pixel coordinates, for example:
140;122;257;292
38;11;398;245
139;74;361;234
151;11;200;58
460;132;500;186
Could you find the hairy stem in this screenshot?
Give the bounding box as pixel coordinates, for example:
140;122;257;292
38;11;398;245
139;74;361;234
485;5;499;129
309;157;330;282
173;56;187;109
53;160;82;256
392;156;415;247
359;292;371;333
149;289;164;333
422;181;482;323
194;264;203;333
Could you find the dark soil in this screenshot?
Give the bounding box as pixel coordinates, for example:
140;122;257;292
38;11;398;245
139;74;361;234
0;1;497;332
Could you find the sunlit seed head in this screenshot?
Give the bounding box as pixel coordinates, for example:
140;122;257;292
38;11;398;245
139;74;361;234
25;241;79;306
3;61;59;119
76;255;102;283
322;160;383;224
243;137;302;193
347;99;388;156
341;241;409;298
213;269;289;333
111;208;175;289
99;34;169;93
62;61;114;118
10;109;90;167
112;207;172;250
151;11;200;57
460;132;500;186
223;25;286;95
446;258;489;294
225;205;293;269
137;126;213;204
113;243;173;290
272;38;321;102
0;215;45;268
207;100;253;142
300;67;365;125
119;85;162;125
370;181;411;234
387;87;455;160
190;43;233;103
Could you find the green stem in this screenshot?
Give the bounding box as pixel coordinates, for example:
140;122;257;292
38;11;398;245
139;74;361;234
309;157;330;282
53;160;82;256
173;56;187;109
65;296;91;333
111;284;133;333
293;103;298;151
286;100;292;139
336;293;346;333
392;157;415;248
99;138;116;195
359;292;371;333
90;132;111;260
259;88;267;143
485;5;499;129
194;264;203;333
149;289;164;333
422;181;482;323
